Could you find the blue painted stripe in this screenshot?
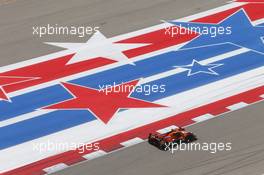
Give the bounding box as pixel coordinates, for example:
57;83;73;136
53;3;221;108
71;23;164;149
132;51;264;101
0;110;95;149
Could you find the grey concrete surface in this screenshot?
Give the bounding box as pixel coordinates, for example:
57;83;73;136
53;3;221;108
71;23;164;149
53;101;264;175
0;0;227;66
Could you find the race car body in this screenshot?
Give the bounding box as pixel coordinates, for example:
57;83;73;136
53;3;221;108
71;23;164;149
148;127;197;150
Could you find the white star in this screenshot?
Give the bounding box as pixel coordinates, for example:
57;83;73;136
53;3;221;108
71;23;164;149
174;59;223;76
45;31;149;65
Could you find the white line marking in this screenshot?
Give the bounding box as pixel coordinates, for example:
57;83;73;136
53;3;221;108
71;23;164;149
82;150;107;160
120;137;144;147
192;114;215;122
252;18;264;26
260;94;264;99
227;102;249;111
157;125;178;134
43;163;68;174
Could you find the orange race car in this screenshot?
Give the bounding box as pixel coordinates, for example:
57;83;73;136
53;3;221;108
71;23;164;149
148;127;197;150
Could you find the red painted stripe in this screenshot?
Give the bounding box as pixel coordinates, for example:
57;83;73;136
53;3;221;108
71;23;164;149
119;28;198;58
2;3;264;96
3;85;263;175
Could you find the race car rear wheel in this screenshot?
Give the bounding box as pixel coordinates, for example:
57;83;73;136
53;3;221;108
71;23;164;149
185;134;197;143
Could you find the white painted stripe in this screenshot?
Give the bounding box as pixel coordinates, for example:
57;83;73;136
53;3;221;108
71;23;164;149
227;102;249;111
252;18;264;26
82;150;107;160
192;114;215;122
120;137;144;147
226;0;236;3
260;94;264;99
43;163;68;174
157;125;178;134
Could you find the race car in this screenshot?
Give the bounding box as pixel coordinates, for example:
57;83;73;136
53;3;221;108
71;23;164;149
148;127;197;150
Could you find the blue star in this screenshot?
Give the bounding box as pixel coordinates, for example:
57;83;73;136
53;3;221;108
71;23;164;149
169;9;264;54
175;59;223;76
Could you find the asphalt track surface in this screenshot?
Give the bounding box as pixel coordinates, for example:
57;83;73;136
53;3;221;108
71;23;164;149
53;101;264;175
1;0;263;175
